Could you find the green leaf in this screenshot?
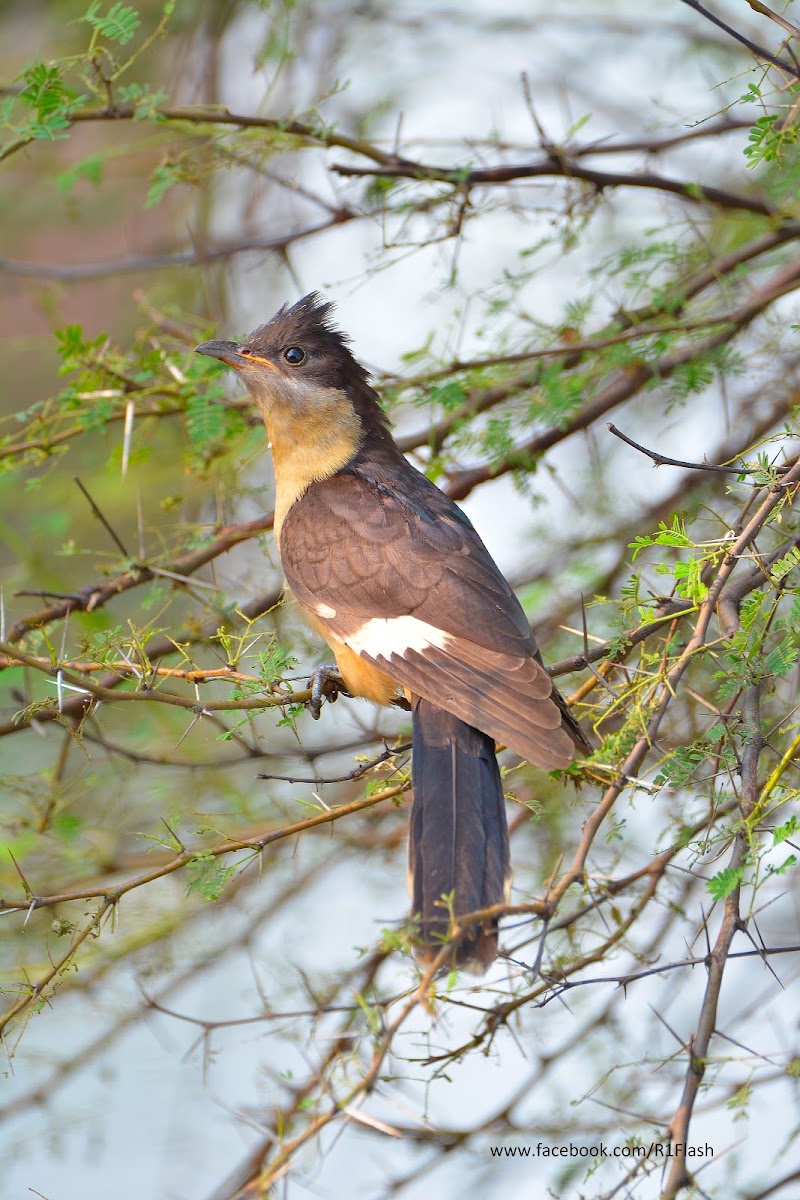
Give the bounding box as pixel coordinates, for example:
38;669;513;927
672;558;708;603
28;113;72;141
668;359;714;404
743;113;797;168
764;637;798;678
54;323;107;373
773;815;799;844
185;853;238;901
653;735;729;789
145;160;183;208
706;866;743;901
257;644;298;682
427;380;468;413
768;854;797;876
19;62;70;117
565;113;591;140
770;547;800;584
629;516;691;560
83;1;142;46
726;1083;752;1114
57;152;104;193
117;82;168;120
184;394;226;447
276;703;304;729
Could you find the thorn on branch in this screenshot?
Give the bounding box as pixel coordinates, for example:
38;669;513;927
73;476;132;561
7;849;35;904
606;422;781;477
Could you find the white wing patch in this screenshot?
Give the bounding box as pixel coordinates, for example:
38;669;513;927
313;601;338;619
346;615;451;659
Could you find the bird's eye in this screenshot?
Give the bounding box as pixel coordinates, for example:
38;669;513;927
283;346;306;366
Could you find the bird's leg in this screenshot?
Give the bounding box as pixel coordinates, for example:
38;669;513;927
307;663;348;720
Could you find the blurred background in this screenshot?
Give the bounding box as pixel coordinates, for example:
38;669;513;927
1;2;799;1198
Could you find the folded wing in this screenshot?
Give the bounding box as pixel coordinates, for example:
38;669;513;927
280;454;584;765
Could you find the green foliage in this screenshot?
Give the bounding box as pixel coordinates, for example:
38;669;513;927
770;546;800;584
667;358;714;403
364;776;389;797
15;62;81;140
185;852;239;901
184;394;231;448
276;703;305;729
481;413;515;465
535;361;585;423
117;81;168;119
654;555;708;603
726;1083;752;1118
593;237;686;311
763;635;798;679
426;380;468;413
654;727;733;790
145;160;184;207
610;240;680;273
773;815;799;845
1;0;177;161
714;589;800;700
54;324;109;373
744;114;795;168
2;10;800;1195
57;152;104;193
630;516;691;560
0;317;255;483
83;2;142;46
706;866;743;901
256;643;298;683
767;853;797;877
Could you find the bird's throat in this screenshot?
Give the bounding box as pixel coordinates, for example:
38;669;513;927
257;389;363;545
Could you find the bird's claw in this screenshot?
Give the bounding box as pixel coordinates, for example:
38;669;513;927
307;663;345;720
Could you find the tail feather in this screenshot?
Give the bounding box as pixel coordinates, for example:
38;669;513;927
409;696;510;969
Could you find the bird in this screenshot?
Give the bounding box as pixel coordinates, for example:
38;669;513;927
196;293;587;969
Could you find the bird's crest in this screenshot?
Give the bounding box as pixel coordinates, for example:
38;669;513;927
244;292;357;367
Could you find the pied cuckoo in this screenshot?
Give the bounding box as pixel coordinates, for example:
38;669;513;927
196;294;587;967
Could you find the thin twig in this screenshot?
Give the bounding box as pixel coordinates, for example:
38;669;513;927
678;0;798;74
73;476;131;559
257;742;411;785
606;422;788;476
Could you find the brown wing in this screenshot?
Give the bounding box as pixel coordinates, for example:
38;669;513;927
280;457;584;767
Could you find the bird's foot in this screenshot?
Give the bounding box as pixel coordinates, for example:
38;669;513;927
307;663;347;720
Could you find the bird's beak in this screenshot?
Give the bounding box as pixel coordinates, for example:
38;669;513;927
195;339;250;369
195;339;280;373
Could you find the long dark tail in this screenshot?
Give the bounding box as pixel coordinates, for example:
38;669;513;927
409;696;510;969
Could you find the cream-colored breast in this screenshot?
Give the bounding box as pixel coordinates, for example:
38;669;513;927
256;385;362;546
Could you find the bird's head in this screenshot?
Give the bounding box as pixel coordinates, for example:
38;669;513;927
195;293;383;438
